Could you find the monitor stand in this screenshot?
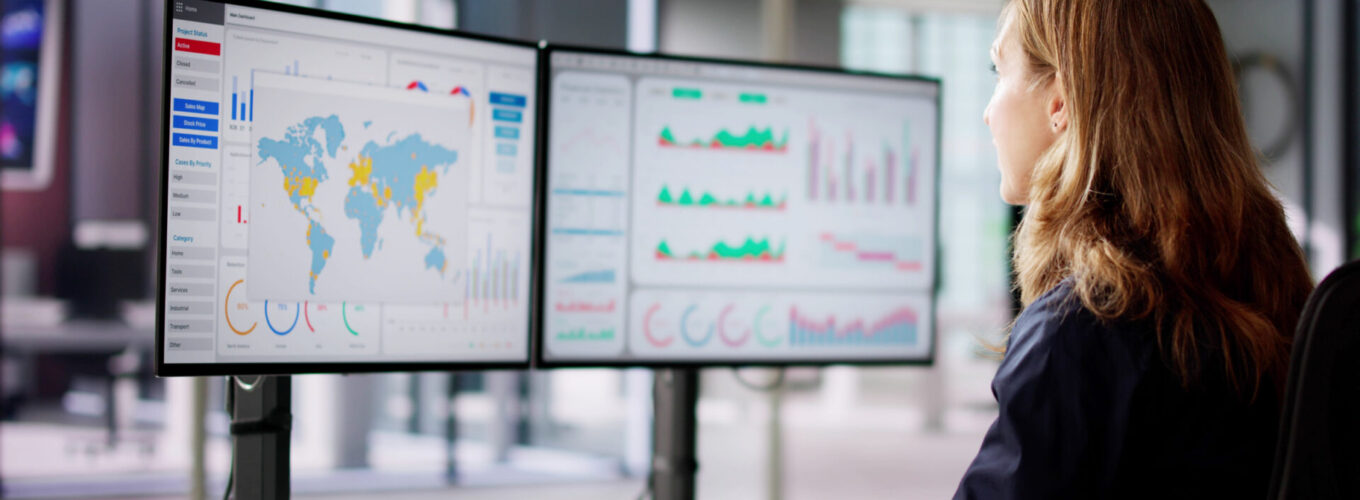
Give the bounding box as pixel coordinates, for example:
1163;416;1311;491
231;375;292;499
222;371;700;500
651;368;700;500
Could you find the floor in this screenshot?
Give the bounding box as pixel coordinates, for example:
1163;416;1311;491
5;406;994;499
5;354;1003;499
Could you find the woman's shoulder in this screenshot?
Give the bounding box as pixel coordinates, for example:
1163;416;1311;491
1006;279;1154;371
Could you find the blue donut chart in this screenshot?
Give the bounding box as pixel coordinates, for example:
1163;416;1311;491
263;300;301;336
680;304;715;347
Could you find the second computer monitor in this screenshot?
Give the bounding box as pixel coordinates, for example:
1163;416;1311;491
539;48;940;366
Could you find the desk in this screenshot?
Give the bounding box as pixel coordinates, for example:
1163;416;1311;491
3;320;154;354
3;320;155;445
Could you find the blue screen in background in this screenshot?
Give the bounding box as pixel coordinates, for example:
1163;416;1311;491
1;0;44;169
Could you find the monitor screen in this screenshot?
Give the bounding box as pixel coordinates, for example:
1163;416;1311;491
158;0;538;375
1;0;60;190
538;48;939;366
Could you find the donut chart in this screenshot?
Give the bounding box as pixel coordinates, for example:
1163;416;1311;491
625;291;930;360
224;279;257;336
717;304;751;347
342;302;362;336
680;304;714;347
264;300;301;336
643;303;675;347
754;305;781;347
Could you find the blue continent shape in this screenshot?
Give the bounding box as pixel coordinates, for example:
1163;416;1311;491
359;133;459;218
313;115;346;158
256;115;346;210
257;115;345;291
344;133;459;277
343;186;384;259
306;219;335;294
424;246;447;273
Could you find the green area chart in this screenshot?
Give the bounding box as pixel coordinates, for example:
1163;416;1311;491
655;237;785;262
657;185;786;211
657;125;789;152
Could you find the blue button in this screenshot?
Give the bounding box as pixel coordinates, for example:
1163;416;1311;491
492;108;522;123
494;126;520;140
173;133;218;149
496;143;517;156
172;98;219;115
489;92;527;107
172;115;219;132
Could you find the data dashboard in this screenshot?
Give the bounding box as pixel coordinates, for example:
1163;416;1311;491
159;0;537;373
540;49;940;365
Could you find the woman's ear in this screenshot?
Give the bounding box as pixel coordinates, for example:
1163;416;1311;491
1048;76;1067;133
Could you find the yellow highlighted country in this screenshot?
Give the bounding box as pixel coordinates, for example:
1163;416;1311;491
412;165;438;236
284;175;320;202
413;165;437;209
348;155;373;187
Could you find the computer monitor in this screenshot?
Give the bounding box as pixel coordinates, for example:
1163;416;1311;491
157;0;539;375
537;47;939;367
0;0;62;191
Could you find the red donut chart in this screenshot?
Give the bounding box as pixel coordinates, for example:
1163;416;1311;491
643;303;676;348
717;304;751;347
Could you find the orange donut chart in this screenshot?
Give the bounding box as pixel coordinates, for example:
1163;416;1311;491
224;279;257;336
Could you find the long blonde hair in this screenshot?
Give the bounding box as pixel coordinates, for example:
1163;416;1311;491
1005;0;1313;396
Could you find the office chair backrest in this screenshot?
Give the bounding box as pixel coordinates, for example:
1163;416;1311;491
1269;260;1360;500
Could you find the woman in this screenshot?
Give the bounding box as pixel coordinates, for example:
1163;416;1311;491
954;0;1314;498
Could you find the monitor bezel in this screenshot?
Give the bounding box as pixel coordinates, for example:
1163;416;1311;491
532;43;942;369
155;0;544;377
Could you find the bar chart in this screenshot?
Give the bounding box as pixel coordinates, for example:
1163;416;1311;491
466;232;522;316
229;60;298;122
806;118;921;206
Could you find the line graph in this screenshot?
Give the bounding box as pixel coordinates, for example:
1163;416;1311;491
555;327;616;342
818;232;924;272
558;126;628;156
554;299;617;314
560;268;617;284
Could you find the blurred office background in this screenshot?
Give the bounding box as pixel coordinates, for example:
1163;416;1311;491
0;0;1351;498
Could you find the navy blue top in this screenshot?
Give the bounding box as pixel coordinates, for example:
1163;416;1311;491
954;280;1279;499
